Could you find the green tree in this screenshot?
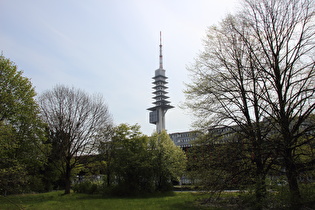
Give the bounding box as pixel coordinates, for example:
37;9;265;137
0;122;27;195
38;85;113;194
150;131;187;191
100;125;186;195
0;55;47;194
109;124;154;194
98;124;115;187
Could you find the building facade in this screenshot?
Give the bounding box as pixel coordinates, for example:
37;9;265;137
169;131;199;149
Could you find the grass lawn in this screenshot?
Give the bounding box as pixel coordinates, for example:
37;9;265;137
0;191;214;210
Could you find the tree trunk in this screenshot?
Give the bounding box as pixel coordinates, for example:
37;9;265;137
284;152;301;209
64;162;71;194
280;113;302;208
106;169;111;187
254;156;267;210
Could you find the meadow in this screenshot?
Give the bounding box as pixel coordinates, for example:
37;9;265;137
0;191;214;210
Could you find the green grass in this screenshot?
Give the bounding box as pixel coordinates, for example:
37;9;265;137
0;191;211;210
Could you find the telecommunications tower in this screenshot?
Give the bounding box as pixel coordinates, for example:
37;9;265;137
147;32;174;133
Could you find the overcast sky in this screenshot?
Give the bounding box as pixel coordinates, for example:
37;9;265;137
0;0;238;135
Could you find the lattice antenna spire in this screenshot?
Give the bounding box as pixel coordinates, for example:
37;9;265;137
159;31;163;69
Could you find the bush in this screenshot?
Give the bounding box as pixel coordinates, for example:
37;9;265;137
236;183;315;209
300;183;315;207
73;181;101;194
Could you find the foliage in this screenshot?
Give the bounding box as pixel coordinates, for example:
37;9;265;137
73;180;102;194
99;124;187;195
38;85;113;194
0;55;47;195
150;131;187;191
106;124;155;194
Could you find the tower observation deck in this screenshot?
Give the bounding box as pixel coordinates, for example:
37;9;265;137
147;32;174;133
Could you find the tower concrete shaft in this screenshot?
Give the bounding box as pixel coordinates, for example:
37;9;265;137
147;32;174;133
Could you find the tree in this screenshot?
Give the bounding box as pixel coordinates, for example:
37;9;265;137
149;131;187;191
185;0;315;207
96;124;114;187
0;122;27;195
109;124;154;194
239;0;315;207
99;124;186;194
184;14;275;207
0;55;47;194
187;132;253;193
38;85;113;194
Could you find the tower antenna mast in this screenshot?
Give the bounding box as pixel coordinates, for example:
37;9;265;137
159;31;163;69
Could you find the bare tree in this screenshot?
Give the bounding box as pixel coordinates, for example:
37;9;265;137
185;0;315;207
238;0;315;207
38;85;113;194
185;15;274;207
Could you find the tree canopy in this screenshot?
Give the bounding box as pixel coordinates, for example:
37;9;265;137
99;124;186;195
150;131;187;191
38;85;113;194
0;55;47;195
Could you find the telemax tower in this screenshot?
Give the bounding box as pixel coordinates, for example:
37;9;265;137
148;32;174;133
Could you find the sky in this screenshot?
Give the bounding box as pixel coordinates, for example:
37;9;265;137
0;0;238;135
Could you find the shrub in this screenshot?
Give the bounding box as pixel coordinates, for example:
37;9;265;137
73;181;101;194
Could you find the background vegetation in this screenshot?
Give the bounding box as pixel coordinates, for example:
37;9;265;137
98;124;186;195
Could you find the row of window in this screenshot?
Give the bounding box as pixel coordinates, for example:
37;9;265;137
171;133;194;138
176;138;192;143
180;144;192;148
